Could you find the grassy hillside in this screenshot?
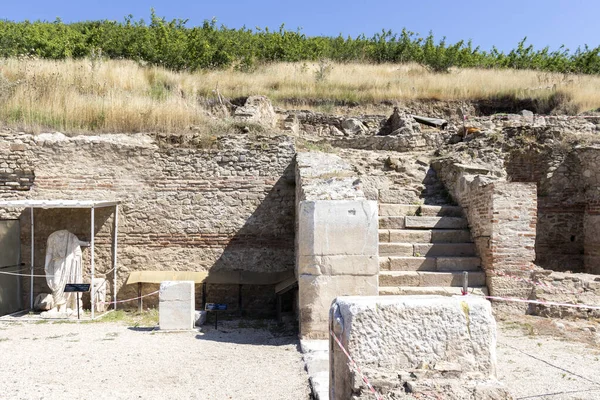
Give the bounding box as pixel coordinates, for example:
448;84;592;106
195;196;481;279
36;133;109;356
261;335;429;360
1;58;599;133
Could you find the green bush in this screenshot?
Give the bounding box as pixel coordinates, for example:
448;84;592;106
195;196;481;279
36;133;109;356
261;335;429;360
0;10;598;74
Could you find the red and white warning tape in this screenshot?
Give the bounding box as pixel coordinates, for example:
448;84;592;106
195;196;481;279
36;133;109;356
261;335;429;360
330;329;383;400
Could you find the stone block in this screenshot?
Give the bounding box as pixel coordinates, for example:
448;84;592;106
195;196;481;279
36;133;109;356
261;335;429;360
379;242;413;256
436;256;481;271
329;296;499;400
414;243;477;257
378;216;405;229
405;216;468;229
195;310;207;326
159;281;195;330
389;256;436;271
389;229;431;243
297;254;379;276
298;274;378;339
297;200;378;257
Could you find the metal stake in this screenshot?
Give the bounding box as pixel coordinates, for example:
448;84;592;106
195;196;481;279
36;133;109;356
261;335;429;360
462;271;469;295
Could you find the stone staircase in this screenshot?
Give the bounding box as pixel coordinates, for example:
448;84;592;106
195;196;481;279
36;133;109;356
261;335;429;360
378;204;488;296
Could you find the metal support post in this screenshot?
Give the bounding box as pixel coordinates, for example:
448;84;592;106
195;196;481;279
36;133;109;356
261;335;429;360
30;208;34;310
91;206;95;319
112;205;119;310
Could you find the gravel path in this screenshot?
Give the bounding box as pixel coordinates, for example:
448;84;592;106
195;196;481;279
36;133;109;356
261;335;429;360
497;319;600;400
0;319;311;400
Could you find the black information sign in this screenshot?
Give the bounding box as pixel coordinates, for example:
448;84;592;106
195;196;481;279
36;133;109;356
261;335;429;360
205;303;228;329
205;303;227;311
63;283;90;320
64;283;91;293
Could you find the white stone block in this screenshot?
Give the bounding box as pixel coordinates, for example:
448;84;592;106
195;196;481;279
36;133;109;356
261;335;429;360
297;200;378;257
159;281;195;330
330;295;499;399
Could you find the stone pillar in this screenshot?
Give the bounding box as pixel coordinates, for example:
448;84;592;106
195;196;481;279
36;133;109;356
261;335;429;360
297;200;379;339
329;296;510;400
159;281;195;330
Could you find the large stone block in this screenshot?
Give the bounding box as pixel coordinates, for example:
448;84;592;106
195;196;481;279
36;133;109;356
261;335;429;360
297;255;379;276
298;274;378;339
159;281;195;330
297;200;378;257
330;295;500;399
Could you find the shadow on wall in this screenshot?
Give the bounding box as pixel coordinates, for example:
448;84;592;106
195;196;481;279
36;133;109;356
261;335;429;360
205;162;296;317
18;207;115;308
420;167;455;205
506;150;586;272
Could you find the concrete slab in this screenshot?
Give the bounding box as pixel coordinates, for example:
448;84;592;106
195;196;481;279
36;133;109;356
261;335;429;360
159;281;195;331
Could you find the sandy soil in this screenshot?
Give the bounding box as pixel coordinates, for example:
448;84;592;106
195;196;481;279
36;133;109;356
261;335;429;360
0;319;311;400
497;315;600;400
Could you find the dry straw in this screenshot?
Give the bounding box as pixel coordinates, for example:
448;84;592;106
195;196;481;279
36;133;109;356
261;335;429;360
0;58;598;133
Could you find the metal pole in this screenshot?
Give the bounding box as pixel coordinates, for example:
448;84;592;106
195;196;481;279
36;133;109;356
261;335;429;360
112;205;119;310
462;271;469;295
30;207;34;310
91;206;95;319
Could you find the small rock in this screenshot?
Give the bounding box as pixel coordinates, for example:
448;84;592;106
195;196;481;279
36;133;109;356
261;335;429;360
341;118;366;135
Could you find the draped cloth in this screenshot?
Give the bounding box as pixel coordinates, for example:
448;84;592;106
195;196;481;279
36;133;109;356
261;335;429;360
44;230;83;311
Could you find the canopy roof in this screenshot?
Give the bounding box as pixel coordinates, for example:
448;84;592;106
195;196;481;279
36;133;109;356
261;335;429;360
0;200;119;209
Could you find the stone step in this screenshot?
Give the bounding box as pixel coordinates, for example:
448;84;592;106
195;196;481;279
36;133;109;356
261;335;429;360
413;243;477;257
378;286;488;297
382;256;481;271
379;204;464;217
379;243;413;256
404;216;468;230
379;190;420;205
379;229;472;243
379;216;405;229
379;242;477;257
378;271;486;287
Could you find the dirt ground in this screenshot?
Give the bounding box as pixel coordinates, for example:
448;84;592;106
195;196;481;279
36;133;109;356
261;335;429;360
2;312;600;400
0;315;311;400
496;314;600;400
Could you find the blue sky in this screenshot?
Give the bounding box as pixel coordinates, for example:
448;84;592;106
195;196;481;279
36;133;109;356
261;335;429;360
1;1;596;53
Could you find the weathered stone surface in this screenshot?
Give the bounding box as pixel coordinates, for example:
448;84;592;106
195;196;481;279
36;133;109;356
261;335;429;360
341;118;366;135
379;242;413;256
233;95;277;127
297;200;378;257
159;281;195;330
405;216;469;229
34;293;54;311
330;296;505;400
379;271;485;287
297;254;379;276
389;256;436;271
298;275;378;339
413;243;477;257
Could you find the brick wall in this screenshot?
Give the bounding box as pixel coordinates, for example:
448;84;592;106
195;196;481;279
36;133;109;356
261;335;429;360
0;132;296;315
506;151;586;272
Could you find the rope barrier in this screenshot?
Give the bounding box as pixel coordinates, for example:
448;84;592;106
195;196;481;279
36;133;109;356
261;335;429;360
99;290;159;305
330;329;383;400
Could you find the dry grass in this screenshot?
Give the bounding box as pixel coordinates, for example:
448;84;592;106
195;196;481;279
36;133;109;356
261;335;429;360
0;58;599;133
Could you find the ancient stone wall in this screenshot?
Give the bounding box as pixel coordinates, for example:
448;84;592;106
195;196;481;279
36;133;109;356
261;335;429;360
0;132;296;315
